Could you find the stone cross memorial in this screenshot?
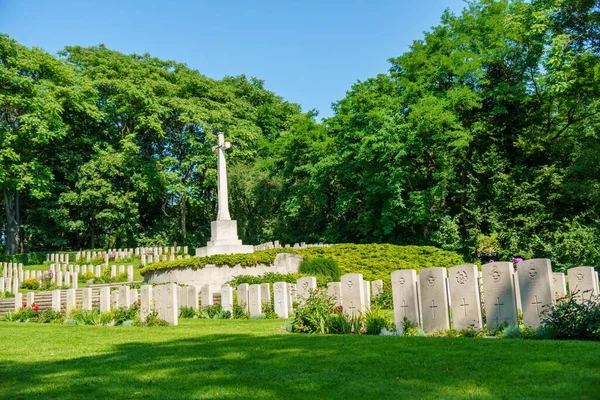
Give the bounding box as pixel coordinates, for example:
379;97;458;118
195;132;254;257
482;262;518;329
567;266;599;303
418;268;450;333
391;269;420;330
448;264;483;330
340;273;365;317
517;259;554;328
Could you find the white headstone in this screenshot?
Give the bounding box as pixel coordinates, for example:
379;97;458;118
296;277;317;303
273;282;290;318
81;288;93;310
248;284;262;316
567;266;599;303
52;289;61;312
66;288;77;315
260;283;271;305
111;290;119;309
127;265;133;282
482;262;518;329
371;280;384;297
237;283;249;313
363;280;371;310
340;273;365;317
187;285;199;310
26;291;35;307
154;283;178;325
179;286;188;308
221;285;233;313
99;287;110;312
551;272;567;300
14;292;22;311
418;267;450;333
517;259;554;328
118;285;132;309
140;285;153;322
448;264;483;330
201;284;213;306
327;282;342;307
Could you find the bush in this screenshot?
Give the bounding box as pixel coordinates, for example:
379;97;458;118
21;277;40;290
179;306;196;318
372;288;393;309
228;273;301;287
232;304;248;319
290;289;336;334
541;293;600;340
503;326;522;339
298;257;341;282
364;307;393;335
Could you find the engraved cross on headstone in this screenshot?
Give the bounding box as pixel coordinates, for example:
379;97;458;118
347;301;357;314
400;299;409;316
211;132;232;221
429;300;438;319
460;297;469;317
531;295;542;316
494;297;504;326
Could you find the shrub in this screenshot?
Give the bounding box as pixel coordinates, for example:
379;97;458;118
298;257;341;282
503;326;522;339
179;306;196;318
199;304;228;319
22;277;40;290
364;307;392;335
71;309;105;326
0;291;15;299
232;304;248;319
228;273;301;287
541;293;600;340
111;303;140;325
290;289;335;334
372;288;393;309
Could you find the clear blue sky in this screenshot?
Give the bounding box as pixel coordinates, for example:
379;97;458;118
0;0;466;119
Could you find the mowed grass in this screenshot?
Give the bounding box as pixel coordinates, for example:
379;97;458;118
0;320;599;399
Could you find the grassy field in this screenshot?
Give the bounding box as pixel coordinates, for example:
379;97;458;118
1;319;599;399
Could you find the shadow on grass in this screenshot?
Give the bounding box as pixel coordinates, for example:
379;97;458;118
1;331;599;399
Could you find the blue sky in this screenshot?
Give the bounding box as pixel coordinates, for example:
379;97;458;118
0;0;466;118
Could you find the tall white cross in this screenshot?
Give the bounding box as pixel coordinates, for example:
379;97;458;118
211;132;232;221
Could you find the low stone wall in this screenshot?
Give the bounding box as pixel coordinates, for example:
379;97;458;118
143;253;303;292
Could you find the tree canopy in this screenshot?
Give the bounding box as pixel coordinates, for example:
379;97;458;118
1;0;600;269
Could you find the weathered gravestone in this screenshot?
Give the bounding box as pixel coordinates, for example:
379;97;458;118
567;267;599;303
201;284;213;307
140;285;153;322
130;289;139;304
248;284;262;316
127;265;133;282
418;268;450;333
154;283;178;325
288;283;297;308
187;285;199;310
118;286;131;309
392;269;421;331
14;293;22;311
273;282;290;318
482;262;518;329
237;283;249;313
340;273;365;317
0;278;4;293
517;259;554;328
221;285;233;313
52;289;61;312
448;264;483;330
551;272;567;300
327;282;342;307
296;277;317;303
82;288;93;310
99;287;110;312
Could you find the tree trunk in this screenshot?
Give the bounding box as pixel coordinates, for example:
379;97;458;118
3;188;19;255
181;192;187;241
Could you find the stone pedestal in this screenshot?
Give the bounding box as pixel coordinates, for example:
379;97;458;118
195;220;254;257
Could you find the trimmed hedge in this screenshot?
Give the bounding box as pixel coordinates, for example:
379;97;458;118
140;244;465;282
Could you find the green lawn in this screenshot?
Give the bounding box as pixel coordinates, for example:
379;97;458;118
0;320;599;399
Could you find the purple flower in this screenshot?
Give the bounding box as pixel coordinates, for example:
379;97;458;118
489;259;495;263
512;257;524;263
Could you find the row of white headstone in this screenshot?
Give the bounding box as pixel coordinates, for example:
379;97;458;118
252;241;331;251
389;260;600;333
0;264;137;293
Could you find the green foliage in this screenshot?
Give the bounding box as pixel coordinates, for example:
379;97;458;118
290;289;335;334
372;288;393;309
179;306;196;319
143;244;465;283
298;257;341;282
21;278;40;290
541;293;600;340
227;272;301;287
502;326;522;339
364;307;393;335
